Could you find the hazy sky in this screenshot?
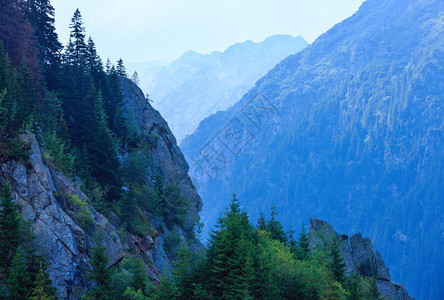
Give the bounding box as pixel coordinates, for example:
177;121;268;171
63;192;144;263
51;0;365;63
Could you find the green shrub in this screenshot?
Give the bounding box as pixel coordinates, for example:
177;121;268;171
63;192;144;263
163;227;181;259
68;194;93;230
42;132;74;175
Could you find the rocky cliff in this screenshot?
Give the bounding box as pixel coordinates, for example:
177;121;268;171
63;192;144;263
309;218;413;300
0;78;202;299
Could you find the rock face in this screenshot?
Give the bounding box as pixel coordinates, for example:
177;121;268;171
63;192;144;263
309;218;413;300
0;78;202;299
0;133;124;299
120;77;202;230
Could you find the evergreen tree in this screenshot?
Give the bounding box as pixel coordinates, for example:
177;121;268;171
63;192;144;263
86;237;114;300
330;238;346;284
265;206;287;244
30;260;55;300
116;58;127;77
0;184;21;270
0;42;17;135
206;195;256;298
172;245;194;299
67;9;86;68
0;41;36;140
105;58;112;74
85;88;122;202
0;0;42;83
296;223;310;260
24;0;62;91
257;213;266;231
129;258;147;295
7;248;33;299
86;37;103;76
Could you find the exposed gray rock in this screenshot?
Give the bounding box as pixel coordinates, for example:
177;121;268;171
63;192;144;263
350;233;377;277
0;77;203;299
0;132;124;299
309;218;413;300
337;234;358;276
376;251;391;281
120;77;202;232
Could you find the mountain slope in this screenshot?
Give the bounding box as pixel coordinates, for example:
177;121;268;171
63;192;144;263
135;35;308;142
0;78;202;299
181;0;444;299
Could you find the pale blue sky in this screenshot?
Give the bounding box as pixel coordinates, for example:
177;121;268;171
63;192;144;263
51;0;365;63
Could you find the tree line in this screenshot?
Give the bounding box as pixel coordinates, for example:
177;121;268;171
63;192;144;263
82;195;383;300
0;0;189;233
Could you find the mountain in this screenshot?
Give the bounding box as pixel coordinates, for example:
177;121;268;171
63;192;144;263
0;78;202;298
132;35;308;142
181;0;444;299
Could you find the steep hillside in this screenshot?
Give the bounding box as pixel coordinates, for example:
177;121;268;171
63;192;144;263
138;35;308;142
0;79;202;299
181;0;444;298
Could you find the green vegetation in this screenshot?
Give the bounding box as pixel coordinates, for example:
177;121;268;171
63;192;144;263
86;236;114;300
68;194;94;230
0;185;56;299
0;1;192;244
80;195;383;299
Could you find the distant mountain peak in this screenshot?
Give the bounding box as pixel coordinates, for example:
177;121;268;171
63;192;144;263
133;34;308;142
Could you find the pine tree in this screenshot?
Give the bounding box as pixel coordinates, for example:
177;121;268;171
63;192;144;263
172;245;194;299
24;0;62;91
85;88;122;202
0;0;42;82
7;248;33;299
296;223;310;260
86;37;103;76
30;260;55;300
116;58;127;77
330;238;346;284
86;237;114;300
0;184;21;270
0;42;16;135
257;213;266;230
129;258;147;295
206;195;256;298
151;171;166;216
265;206;287;244
105;58;112;74
67;9;87;68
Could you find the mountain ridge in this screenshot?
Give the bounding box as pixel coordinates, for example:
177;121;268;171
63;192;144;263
133;34;309;142
181;0;444;298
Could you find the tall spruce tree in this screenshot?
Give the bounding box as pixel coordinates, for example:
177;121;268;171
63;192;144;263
7;248;33;299
265;206;287;244
67;9;86;69
87;237;114;300
296;223;310;260
206;195;256;298
129;258;147;295
0;184;21;270
86;37;103;77
116;58;127;77
30;260;55;300
24;0;62;91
